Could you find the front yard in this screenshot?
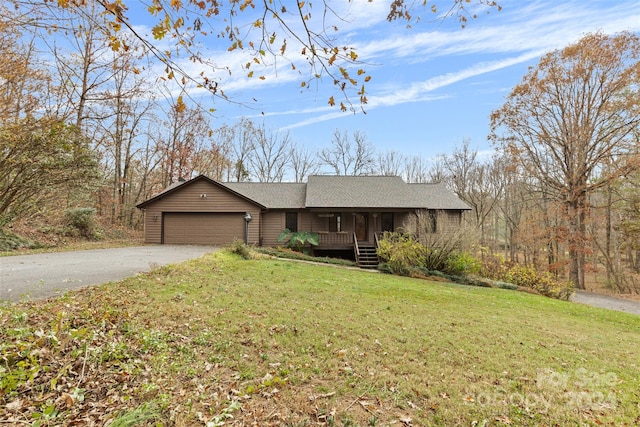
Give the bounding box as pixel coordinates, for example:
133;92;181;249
1;251;639;426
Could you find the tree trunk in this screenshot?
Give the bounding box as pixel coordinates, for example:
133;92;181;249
605;184;612;282
567;197;586;289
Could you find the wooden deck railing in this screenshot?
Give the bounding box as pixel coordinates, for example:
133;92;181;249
353;232;360;258
317;231;353;247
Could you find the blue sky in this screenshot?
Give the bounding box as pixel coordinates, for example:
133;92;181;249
141;0;640;160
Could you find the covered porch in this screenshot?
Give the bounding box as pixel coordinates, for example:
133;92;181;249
306;210;410;268
309;210;408;247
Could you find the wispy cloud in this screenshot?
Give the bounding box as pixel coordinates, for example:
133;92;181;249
354;1;640;64
281;49;545;129
271;0;640;130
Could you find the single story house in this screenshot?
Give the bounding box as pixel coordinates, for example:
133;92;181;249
136;175;470;267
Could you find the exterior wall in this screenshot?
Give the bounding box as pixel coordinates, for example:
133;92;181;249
261;210;312;247
439;210;463;235
299;210;314;233
398;209;465;241
261;210;285;246
142;180;260;244
393;212;412;232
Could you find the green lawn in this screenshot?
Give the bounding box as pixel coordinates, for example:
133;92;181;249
1;251;639;426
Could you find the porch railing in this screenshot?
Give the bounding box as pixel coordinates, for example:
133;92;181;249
353;232;360;258
317;231;353;247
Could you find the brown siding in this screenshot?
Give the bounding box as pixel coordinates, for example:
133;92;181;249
299;211;314;232
440;210;462;234
261;210;317;247
142;180;260;244
394;212;411;232
261;211;285;246
399;209;464;241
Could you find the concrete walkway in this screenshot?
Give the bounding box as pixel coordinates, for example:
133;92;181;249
0;245;217;302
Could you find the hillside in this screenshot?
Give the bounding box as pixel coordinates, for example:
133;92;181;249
1;251;639;426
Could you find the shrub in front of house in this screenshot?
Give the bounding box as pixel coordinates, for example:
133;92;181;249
377;231;481;277
444;250;482;275
376;231;426;276
228;239;255;259
378;232;572;300
276;229;319;254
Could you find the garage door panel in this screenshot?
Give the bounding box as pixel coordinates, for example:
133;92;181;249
163;213;244;245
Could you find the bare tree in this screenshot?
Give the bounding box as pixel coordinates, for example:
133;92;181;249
434;140;503;245
318;129;375;176
248;125;292;183
221;118;257;182
43;2;118;130
377;150;405;176
157;93;212;186
193;140;233;182
95;50;155;224
404;155;431;183
291;145;320;183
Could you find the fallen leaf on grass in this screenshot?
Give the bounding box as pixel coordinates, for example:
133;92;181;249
57;392;76;409
308;391;336;401
5;399;24;412
495;415;512;424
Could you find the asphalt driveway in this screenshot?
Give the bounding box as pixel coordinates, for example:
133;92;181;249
570;290;640;316
0;245;217;302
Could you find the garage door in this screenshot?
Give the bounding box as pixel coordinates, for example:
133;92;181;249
163;213;245;245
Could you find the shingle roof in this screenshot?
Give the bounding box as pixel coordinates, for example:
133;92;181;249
137;174;470;211
222;182;307;209
408;182;471;210
303;175;470;210
305;175;407;207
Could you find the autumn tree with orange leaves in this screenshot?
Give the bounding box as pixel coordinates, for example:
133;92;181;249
490;32;640;289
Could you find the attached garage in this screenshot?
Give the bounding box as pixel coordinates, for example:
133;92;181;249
136;176;264;245
163;213;245;245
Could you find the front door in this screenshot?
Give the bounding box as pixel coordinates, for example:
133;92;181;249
354;213;368;241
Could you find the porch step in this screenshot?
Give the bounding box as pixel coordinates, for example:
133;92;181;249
357;245;379;269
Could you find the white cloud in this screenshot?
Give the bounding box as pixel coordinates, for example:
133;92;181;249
352;0;640;65
281;49;544;129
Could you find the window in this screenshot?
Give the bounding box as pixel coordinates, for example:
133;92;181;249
427;210;437;233
329;213;341;232
381;213;394;232
285;212;298;232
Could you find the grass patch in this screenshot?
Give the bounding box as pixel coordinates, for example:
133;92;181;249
1;251;639;426
108;402;166;427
